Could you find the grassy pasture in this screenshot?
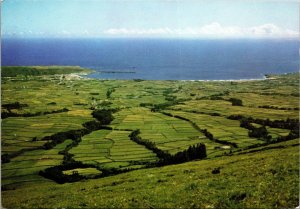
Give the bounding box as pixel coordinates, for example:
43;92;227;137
165;110;266;149
267;127;290;138
224;92;299;109
2;140;73;186
2;112;93;154
111;107;221;155
69;130;157;169
1;69;299;208
63;168;102;176
1;78;98;114
171;99;298;120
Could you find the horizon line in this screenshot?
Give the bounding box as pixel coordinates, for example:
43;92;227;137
2;36;299;40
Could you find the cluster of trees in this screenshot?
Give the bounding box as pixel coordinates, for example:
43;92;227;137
228;115;299;142
249;127;270;140
201;128;238;148
129;130;168;159
129;129;207;166
240;118;270;140
91;109;114;125
158;143;206;166
2;108;69;119
43;129;88;150
258;105;299;111
39;164;94;184
151;102;175;112
2;102;28;110
196;94;243;107
82;120;103;130
150;98;188;112
196;91;230;100
228;115;299;130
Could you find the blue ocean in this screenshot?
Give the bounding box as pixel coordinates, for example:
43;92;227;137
2;38;299;80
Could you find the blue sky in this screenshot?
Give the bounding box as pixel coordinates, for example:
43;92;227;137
2;0;299;38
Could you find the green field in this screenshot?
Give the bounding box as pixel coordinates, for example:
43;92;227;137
1;66;299;208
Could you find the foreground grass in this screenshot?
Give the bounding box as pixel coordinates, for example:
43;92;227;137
2;139;299;209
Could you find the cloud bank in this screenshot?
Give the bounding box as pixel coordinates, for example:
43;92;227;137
3;22;298;38
103;22;299;38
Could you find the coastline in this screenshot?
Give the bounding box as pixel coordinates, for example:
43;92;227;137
81;71;272;82
3;65;295;82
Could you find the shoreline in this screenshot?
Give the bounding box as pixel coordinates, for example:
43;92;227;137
81;74;271;82
3;65;295;82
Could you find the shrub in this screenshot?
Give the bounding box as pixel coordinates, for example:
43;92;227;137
212;167;221;174
47;102;57;105
229;98;243;106
106;88;115;98
2;154;10;163
140;103;153;107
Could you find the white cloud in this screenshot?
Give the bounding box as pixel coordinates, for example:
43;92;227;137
103;22;299;38
249;24;298;37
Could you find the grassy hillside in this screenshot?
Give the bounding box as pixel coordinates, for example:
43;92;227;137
1;67;299;208
2;139;299;208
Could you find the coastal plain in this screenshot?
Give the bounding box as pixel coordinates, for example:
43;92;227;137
1;66;299;208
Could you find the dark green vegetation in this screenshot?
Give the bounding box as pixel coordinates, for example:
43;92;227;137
1;66;299;208
2;66;92;77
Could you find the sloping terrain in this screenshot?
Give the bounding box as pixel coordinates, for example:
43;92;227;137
2;139;299;208
1;67;299;208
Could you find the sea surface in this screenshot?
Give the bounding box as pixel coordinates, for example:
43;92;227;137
2;38;299;80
